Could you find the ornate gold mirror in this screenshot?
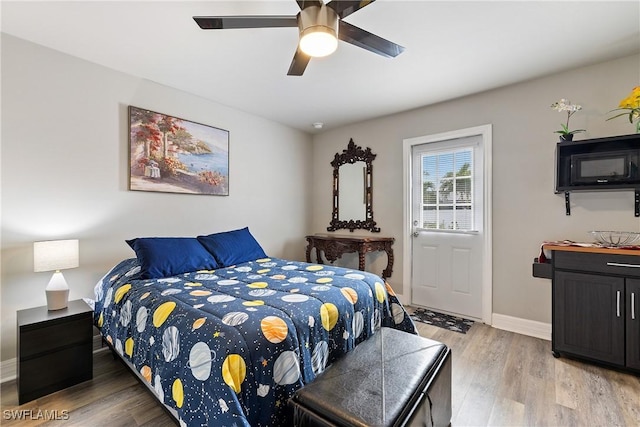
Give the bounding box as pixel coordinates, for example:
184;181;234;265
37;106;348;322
327;139;380;232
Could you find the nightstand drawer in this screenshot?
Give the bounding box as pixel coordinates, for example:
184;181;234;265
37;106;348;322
18;343;92;404
20;315;92;359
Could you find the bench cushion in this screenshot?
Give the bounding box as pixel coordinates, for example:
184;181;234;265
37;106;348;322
289;327;451;427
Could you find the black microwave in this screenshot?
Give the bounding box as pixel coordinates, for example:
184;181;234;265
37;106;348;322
570;150;639;185
556;134;640;191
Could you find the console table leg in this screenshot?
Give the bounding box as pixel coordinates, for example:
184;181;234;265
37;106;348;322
305;243;312;263
358;249;366;272
381;245;394;281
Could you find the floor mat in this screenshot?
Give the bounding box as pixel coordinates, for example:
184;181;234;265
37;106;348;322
409;307;474;334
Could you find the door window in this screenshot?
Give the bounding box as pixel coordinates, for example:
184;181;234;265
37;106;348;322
420;149;474;231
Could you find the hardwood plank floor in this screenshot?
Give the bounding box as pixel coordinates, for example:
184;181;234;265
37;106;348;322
1;320;638;426
415;319;640;427
0;349;177;427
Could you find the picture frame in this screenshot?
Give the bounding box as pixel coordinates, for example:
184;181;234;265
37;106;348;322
128;106;229;196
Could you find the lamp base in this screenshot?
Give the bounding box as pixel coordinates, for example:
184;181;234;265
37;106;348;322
46;289;69;311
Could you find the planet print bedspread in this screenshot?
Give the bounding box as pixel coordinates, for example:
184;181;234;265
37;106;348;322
93;257;416;426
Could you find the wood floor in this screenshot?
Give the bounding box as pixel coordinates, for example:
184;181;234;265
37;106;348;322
1;319;639;426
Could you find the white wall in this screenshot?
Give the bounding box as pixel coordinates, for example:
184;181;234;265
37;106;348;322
311;53;640;326
1;35;313;361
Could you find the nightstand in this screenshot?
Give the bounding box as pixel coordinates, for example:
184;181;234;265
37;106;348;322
17;299;93;404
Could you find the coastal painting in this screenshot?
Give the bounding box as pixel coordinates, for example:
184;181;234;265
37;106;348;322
129;106;229;195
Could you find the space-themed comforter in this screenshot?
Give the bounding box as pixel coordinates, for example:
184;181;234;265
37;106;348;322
93;257;416;426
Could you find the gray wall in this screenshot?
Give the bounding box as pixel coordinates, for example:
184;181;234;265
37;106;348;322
2;33;639;362
1;35;313;361
310;53;640;324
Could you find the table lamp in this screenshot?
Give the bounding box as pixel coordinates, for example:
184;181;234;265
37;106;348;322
33;239;79;310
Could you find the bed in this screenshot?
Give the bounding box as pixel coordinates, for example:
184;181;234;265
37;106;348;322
93;228;416;426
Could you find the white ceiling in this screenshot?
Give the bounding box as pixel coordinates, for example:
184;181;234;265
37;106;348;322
2;1;639;133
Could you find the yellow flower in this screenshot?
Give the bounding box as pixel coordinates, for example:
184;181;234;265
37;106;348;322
607;86;640;133
618;86;640;109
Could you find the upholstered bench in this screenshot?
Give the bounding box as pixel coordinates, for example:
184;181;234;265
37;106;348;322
289;327;452;427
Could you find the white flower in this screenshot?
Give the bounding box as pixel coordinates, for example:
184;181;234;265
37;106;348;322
551;99;582;113
551;98;585;135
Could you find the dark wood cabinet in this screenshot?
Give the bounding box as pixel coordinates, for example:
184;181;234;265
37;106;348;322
553;271;625;365
627;279;640;371
551;250;640;372
17;299;93;404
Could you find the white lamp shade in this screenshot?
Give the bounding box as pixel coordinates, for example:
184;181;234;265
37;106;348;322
34;239;79;272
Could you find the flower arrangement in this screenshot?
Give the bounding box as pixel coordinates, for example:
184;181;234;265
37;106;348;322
550;99;585;141
606;86;640;133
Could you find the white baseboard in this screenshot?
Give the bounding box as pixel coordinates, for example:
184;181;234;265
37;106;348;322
491;313;551;341
1;358;17;384
402;295;550;341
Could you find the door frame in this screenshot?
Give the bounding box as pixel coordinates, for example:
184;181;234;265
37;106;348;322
402;124;493;324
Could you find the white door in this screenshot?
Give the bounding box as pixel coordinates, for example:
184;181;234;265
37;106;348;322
407;130;489;321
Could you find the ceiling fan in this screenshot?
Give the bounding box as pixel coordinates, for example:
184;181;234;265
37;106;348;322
193;0;404;76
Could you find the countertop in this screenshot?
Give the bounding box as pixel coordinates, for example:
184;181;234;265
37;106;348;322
543;243;640;256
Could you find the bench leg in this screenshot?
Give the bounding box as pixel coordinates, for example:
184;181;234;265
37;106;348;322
405;349;452;427
428;350;452;427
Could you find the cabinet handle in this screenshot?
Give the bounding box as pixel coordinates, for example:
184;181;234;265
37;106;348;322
606;262;640;268
617;290;621;317
633;292;636;321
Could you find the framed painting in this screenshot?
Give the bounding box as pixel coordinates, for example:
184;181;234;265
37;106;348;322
129;106;229;195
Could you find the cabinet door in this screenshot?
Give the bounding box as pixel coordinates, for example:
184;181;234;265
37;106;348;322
627;279;640;371
554;271;625;365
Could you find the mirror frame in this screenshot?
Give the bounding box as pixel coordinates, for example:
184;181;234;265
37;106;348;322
327;138;380;233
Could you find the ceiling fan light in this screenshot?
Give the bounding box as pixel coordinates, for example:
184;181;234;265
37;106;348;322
300;27;338;57
298;4;339;58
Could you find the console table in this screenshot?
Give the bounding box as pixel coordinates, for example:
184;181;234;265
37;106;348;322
305;234;395;280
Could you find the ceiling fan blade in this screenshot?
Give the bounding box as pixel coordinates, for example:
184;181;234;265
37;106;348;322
287;47;311;76
338;21;404;58
296;1;323;10
193;16;298;30
327;0;375;19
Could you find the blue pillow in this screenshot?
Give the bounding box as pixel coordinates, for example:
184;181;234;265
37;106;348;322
126;237;219;279
197;227;267;267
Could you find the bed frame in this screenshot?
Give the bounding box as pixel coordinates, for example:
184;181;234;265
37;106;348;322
102;338;180;425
